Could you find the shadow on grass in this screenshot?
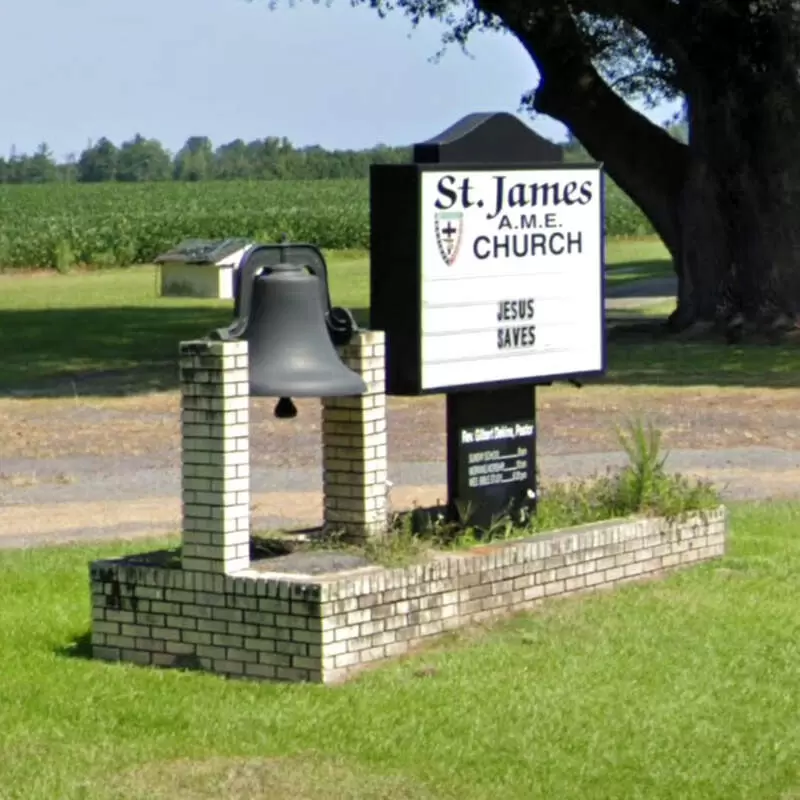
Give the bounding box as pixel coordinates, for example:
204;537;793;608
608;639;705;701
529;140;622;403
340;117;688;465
1;272;795;392
0;305;370;397
56;629;208;672
599;325;800;389
605;260;675;295
56;631;93;661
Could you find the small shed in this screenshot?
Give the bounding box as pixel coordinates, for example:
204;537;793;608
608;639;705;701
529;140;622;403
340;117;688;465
155;238;254;299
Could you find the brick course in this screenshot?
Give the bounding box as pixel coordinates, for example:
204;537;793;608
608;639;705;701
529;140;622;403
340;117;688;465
90;506;727;684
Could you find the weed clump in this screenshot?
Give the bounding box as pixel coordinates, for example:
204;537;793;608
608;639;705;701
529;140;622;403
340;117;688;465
252;416;720;568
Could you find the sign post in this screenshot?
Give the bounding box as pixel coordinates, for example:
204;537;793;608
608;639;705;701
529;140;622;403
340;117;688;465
370;113;605;527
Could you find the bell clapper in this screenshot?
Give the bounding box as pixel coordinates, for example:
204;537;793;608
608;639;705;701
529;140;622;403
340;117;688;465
274;397;298;419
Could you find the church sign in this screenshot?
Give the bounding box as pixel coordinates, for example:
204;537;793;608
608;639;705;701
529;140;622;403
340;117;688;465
419;166;603;391
370;112;606;527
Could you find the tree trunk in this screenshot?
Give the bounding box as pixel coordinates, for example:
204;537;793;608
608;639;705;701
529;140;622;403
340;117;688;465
671;149;730;329
677;65;800;333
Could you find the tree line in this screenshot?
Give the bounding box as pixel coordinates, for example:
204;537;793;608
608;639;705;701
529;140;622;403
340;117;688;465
0;122;688;185
0;135;413;184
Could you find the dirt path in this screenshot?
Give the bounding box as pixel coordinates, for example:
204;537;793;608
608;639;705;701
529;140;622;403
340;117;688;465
2;384;798;465
2;448;799;549
2;384;800;547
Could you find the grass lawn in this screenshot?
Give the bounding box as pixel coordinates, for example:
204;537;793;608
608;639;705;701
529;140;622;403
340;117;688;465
0;502;798;799
1;236;797;391
0;250;368;390
604;237;672;286
603;337;800;387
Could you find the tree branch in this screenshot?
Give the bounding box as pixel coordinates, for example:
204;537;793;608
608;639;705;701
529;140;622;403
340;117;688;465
479;0;688;253
579;0;681;41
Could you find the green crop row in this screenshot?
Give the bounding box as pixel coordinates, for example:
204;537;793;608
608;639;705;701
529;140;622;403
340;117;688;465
0;178;654;270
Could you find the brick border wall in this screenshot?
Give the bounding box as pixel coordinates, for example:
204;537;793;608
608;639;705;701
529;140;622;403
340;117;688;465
90;507;727;684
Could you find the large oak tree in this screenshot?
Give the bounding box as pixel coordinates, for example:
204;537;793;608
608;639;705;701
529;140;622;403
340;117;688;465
278;0;800;336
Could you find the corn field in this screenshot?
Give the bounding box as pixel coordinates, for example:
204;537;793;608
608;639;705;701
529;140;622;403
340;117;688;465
0;179;654;270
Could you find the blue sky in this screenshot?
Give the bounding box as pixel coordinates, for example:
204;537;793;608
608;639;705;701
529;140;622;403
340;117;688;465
3;0;678;160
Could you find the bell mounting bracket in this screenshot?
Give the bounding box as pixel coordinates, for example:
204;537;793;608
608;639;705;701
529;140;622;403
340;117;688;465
209;242;359;346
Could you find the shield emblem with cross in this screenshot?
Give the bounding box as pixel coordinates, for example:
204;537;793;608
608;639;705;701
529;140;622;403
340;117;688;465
434;211;464;266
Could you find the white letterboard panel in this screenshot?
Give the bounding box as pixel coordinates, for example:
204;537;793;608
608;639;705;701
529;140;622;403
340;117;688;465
419;166;604;391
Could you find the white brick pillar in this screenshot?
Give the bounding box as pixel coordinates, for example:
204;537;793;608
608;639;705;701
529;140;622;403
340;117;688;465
179;339;251;574
322;330;388;538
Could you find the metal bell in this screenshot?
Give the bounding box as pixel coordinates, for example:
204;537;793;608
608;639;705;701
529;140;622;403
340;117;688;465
211;256;366;418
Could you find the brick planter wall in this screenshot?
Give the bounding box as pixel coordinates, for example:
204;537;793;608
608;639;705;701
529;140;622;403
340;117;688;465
89;506;727;684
